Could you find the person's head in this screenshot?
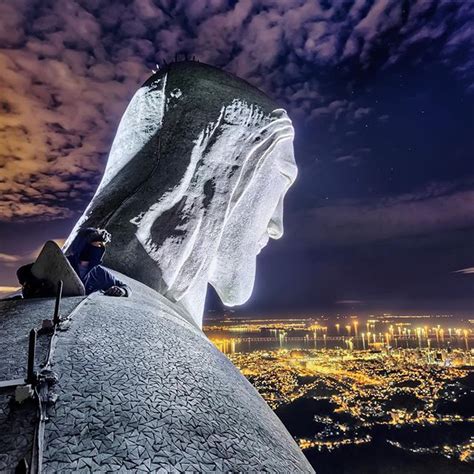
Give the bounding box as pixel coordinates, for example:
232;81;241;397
67;227;111;266
63;62;297;326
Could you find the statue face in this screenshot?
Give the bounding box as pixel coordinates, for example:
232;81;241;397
209;137;297;306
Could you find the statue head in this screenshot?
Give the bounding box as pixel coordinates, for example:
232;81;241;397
65;62;297;327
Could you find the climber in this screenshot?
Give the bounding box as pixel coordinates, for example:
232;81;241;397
64;227;130;297
17;227;131;298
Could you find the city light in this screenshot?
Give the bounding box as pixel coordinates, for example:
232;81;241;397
204;313;474;465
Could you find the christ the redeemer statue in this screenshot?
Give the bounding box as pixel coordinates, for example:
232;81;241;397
0;61;314;473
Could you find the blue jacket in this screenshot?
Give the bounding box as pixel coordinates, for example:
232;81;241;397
66;231;131;296
67;258;131;296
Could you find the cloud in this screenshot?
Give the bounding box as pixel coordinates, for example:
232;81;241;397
293;182;474;247
453;267;474;275
353;107;371;120
0;239;65;269
0;253;21;264
335;155;356;163
0;0;153;222
0;286;20;295
334;155;360;166
0;0;473;221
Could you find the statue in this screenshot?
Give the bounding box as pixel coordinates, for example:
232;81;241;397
0;62;314;473
64;61;297;328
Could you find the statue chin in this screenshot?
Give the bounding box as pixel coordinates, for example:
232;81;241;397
210;252;257;307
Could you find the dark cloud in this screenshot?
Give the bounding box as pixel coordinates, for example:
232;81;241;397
0;0;473;221
453;267;474;275
0;0;473;314
0;253;21;264
334;155;359;166
291;181;474;247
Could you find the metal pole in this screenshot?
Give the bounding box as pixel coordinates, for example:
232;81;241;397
26;329;37;385
53;280;63;326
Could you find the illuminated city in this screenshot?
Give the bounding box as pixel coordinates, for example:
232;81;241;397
205;314;474;472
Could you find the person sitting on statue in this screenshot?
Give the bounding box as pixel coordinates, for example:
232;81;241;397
65;227;130;297
17;227;130;298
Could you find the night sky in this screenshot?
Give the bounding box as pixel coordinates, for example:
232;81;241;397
1;0;473;315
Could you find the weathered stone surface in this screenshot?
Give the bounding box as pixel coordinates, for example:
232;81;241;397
0;296;86;473
28;275;312;473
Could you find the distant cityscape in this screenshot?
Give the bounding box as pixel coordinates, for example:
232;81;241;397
204;314;474;473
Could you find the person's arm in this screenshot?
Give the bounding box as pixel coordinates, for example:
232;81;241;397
99;267;131;297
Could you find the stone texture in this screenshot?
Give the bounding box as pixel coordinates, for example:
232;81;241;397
33;275;313;472
0;296;86;473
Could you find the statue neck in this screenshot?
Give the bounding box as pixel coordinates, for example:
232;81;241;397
173;278;208;329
